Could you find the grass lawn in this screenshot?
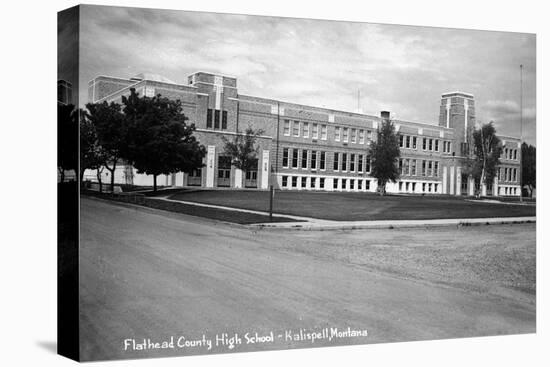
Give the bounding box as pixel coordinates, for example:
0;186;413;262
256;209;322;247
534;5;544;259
81;191;301;224
168;190;536;221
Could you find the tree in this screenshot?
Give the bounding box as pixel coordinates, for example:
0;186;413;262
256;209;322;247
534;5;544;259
521;142;536;197
222;127;264;186
368;117;401;195
80;110;107;191
122;89;206;192
85;101;126;192
462;122;502;196
58;104;78;183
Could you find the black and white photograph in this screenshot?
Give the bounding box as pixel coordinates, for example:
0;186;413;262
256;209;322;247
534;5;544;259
53;2;542;363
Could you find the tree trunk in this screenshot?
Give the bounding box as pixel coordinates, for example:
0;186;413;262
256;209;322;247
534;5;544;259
96;168;103;193
153;175;157;192
378;181;386;196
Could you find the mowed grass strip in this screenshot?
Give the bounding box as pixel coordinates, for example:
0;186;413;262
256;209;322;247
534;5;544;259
168;190;536;221
82;192;301;224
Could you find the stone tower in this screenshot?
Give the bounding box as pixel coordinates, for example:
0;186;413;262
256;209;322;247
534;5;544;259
438;92;476;156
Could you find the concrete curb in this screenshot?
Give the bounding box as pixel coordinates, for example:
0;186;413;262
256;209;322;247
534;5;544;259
251;217;537;231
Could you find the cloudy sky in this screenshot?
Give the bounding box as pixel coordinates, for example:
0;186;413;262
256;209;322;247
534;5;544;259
77;5;536;145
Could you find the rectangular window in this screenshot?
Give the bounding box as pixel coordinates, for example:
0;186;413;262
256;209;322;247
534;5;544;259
412;182;416;192
343;128;349;143
350;154;355;172
435;139;439;152
422;182;426;192
404;159;409;175
311;177;316;188
406;136;410;149
320;177;325;189
321;125;327;140
434;183;438;192
282;176;288;187
428;139;433;151
514;149;517;160
434;161;439;177
283;120;290;136
428;183;432;192
214;109;220;129
358;155;363;173
367;130;372;141
302;150;308;169
303;122;309;138
312;123;319;139
412;136;417;149
335;126;341;141
311;151;317;170
292;149;298;168
428;161;433;176
359;130;365;144
399;182;403;191
291;176;297;188
365;180;370;190
412;160;416;176
350;179;355;190
333;152;339;171
333;178;339;189
422;160;426;176
301;177;307;188
358;180;362;190
320;151;326;170
206;108;213;128
342;179;347;190
222;111;228;129
282;148;289;168
399;159;403;175
341;153;347;171
351;129;357;144
293;121;300;137
423;138;427;150
400;135;404;148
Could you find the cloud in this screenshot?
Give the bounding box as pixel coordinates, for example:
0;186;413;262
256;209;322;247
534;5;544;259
77;5;537;145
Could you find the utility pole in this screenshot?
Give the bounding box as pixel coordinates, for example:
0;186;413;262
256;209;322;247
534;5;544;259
519;64;524;202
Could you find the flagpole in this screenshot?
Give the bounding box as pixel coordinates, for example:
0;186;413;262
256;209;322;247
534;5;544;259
519;64;523;202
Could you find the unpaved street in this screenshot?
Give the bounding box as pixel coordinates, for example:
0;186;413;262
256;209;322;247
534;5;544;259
79;198;535;361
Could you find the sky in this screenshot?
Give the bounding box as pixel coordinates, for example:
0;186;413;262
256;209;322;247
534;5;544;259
76;5;536;145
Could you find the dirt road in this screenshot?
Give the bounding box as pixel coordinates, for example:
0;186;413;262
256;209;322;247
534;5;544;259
79;198;535;361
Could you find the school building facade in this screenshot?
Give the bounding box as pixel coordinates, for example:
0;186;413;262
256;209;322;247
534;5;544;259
85;72;521;196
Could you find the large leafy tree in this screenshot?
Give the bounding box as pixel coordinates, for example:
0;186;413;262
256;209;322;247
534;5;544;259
521;142;536;197
122;88;206;191
85;101;126;192
462;122;502;194
79;110;107;191
368;118;401;195
58;104;78;183
222;127;264;184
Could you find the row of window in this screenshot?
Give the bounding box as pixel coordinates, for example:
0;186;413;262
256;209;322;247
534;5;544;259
284;120;329;140
283;120;375;145
399;158;440;177
281;175;439;194
398;181;439;193
500;167;518;183
206;108;228;130
500;187;519;196
502;147;519;161
399;135;452;153
282;148;372;174
281;175;372;191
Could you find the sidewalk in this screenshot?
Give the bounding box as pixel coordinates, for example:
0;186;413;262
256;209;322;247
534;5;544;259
148;196;536;230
